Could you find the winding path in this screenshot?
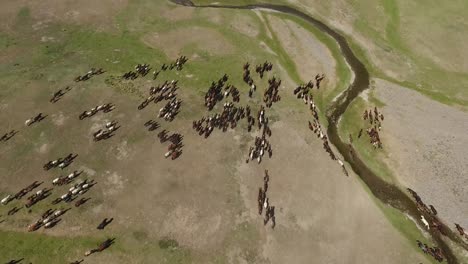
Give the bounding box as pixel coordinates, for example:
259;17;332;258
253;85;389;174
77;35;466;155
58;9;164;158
171;0;466;263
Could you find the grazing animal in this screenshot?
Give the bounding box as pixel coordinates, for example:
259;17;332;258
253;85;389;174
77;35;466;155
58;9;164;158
421;215;430;230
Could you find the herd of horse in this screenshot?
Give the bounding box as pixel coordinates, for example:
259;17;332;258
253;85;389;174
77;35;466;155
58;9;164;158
2;50;462;264
193;102;247;138
407;187;468;262
297;79;350;177
298;80;340;164
78;103;116;120
74;68;105;83
0;55;358;262
136;68;186;158
122;55;188;81
245;105;273;164
0;56;191;262
361;107;384;148
258;170;276;228
416;239;445;262
192;61;281;229
93;121;120;141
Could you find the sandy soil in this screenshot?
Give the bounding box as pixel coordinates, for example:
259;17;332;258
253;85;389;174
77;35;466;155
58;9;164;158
375;78;468;227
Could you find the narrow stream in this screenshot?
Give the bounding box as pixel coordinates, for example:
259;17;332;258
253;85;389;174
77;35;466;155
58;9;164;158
170;0;466;263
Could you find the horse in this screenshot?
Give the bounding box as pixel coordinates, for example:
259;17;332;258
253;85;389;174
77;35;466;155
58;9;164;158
28;221;42;232
337;159;349;176
416;240;428;254
1;195;13;205
44;218;61;229
8;206;22;216
455;223;466;236
1;130;18;142
97;218;114;230
75;197;90;207
5;259;24;264
84;238;116;256
429;205;437;215
421;215;430;230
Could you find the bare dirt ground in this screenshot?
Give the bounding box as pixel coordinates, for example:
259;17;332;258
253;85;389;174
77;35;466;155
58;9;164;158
0;0;128;32
268;15;336;89
236;105;427;264
229;13;260;38
142;26;235;58
375;78;468;227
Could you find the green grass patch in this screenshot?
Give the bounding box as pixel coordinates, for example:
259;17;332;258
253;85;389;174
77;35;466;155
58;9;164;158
158;237;180;250
0;230;99;263
338;96;395;184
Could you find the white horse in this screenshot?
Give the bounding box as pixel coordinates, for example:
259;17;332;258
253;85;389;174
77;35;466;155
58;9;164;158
249;149;254;160
421;215;430;230
44;219;59;228
54;210;64;217
68;171;79;179
61;193;70;200
1;195;12;205
263;198;269;209
43;216;53;224
165;150;174;158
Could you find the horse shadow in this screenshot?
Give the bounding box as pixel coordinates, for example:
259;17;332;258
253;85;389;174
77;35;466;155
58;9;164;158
6;258;24;264
8;206;22;216
148;124;160;131
62;208;72;216
97;218;114;230
77;197;91;206
37;114;48;123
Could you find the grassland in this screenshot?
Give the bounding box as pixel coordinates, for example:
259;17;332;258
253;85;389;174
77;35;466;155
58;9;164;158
0;0;454;263
0;1;293;263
